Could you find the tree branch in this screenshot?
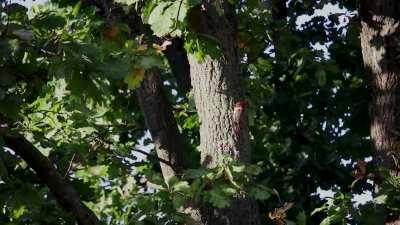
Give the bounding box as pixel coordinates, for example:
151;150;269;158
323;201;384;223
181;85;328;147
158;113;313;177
84;3;191;179
137;70;186;180
164;37;192;95
3;135;101;225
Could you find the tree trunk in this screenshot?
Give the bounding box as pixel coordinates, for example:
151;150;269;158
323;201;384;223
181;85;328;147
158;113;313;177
187;2;260;225
189;53;251;166
137;71;206;224
360;0;400;176
360;1;400;224
137;70;185;181
188;5;250;168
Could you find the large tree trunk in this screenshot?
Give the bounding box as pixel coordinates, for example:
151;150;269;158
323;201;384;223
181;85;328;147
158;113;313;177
360;0;400;176
188;2;260;225
360;1;400;224
189;53;250;167
189;5;250;168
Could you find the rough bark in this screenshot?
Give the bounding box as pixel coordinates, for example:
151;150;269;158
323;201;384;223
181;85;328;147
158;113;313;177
137;70;185;181
360;1;400;224
360;0;400;176
3;135;101;225
189;53;251;167
137;71;203;224
187;2;260;225
188;4;250;168
126;9;191;181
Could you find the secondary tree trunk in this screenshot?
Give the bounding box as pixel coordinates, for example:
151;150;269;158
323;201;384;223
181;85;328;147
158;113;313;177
270;0;288;58
187;2;260;225
137;70;185;181
164;37;192;95
360;1;400;224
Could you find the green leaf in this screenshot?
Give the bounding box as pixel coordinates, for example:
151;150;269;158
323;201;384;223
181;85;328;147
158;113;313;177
187;0;202;8
172;181;190;192
114;0;140;6
222;186;237;195
248;184;271;200
7;3;28;21
32;14;67;30
12;205;27;219
148;1;187;37
208;187;231;208
90;165;109;177
224;167;240;189
137;56;163;69
183;115;199;129
296;211;307;225
72;1;82;17
184;168;205;179
231;165;245;173
172;195;186;209
123;68;145;89
374;194;387;204
311;204;329;216
320;214;341;225
53;78;70;100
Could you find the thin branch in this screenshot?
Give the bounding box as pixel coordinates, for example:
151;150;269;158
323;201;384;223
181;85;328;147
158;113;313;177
175;0;184;31
64;152;77;178
132;148;175;168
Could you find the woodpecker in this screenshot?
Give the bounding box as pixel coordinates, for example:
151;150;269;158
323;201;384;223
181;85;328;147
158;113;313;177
233;101;246;138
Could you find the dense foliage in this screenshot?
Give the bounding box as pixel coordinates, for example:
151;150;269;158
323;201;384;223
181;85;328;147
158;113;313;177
0;0;399;225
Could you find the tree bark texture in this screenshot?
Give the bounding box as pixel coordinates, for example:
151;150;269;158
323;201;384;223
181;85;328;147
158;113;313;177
360;0;400;175
188;6;250;168
187;2;260;225
137;71;205;224
137;70;185;181
3;135;101;225
360;1;400;224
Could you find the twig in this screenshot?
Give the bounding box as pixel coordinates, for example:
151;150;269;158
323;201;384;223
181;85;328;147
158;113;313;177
40;48;59;56
132;148;174;168
175;0;184;30
166;0;184;36
64;152;77;178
